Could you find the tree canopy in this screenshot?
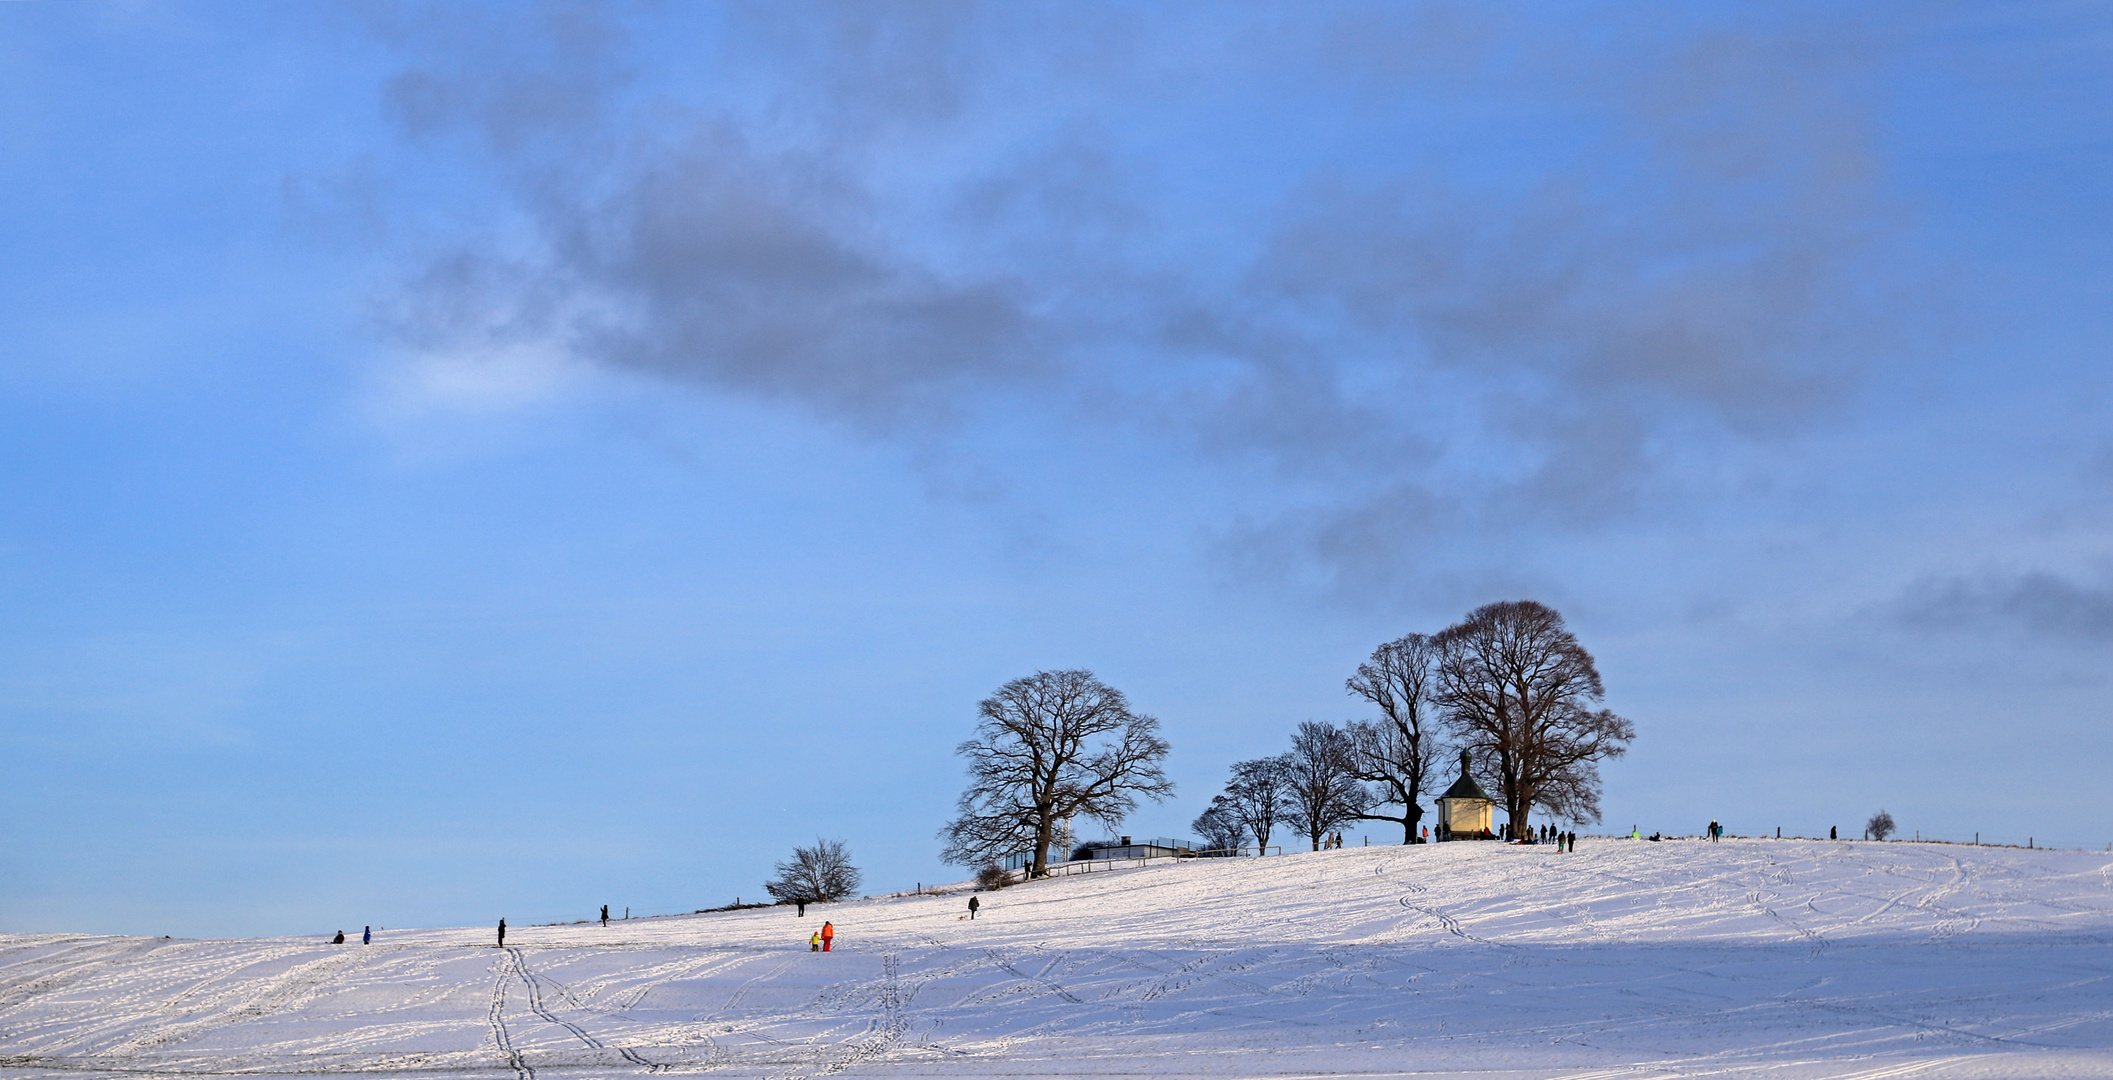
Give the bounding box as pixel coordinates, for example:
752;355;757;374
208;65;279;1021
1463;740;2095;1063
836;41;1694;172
939;670;1172;877
1434;600;1634;835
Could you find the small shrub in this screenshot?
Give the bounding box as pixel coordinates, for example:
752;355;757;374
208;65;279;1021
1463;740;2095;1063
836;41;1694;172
976;864;1015;890
764;838;862;905
1866;810;1896;841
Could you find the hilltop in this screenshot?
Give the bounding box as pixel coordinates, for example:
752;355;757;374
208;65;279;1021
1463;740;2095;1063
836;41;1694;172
3;838;2111;1079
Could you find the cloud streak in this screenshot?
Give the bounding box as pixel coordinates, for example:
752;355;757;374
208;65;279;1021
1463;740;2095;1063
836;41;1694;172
1893;570;2113;644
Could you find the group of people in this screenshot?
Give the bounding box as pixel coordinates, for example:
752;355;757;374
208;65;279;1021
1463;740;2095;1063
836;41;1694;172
1321;831;1347;849
328;927;373;945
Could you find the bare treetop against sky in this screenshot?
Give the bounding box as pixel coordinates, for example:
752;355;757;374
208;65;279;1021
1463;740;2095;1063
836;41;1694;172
0;2;2108;938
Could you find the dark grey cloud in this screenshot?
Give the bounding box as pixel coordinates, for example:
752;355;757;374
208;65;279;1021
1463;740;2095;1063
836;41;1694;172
361;2;1917;587
1893;570;2113;643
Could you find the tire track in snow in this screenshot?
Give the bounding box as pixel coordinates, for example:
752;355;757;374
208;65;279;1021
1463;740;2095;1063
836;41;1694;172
506;946;658;1070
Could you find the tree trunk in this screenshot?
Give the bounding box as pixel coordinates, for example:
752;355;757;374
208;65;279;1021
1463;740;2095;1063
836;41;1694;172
1031;803;1053;878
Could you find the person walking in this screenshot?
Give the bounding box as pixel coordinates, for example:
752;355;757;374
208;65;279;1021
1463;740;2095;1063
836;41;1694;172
331;930;345;944
497;919;507;948
809;930;821;952
796;899;807;918
968;896;980;920
363;926;371;945
601;905;609;927
820;921;835;952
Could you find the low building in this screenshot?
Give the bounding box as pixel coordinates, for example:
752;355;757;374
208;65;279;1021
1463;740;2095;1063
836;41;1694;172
1436;750;1495;840
1085;836;1195;860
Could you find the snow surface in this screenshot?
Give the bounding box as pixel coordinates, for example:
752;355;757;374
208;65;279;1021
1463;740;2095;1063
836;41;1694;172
4;838;2112;1079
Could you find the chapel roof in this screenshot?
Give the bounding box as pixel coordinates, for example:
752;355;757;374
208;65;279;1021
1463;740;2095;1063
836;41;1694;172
1439;749;1493;802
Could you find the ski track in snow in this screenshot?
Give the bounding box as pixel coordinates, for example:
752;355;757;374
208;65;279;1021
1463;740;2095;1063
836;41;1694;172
3;839;2112;1079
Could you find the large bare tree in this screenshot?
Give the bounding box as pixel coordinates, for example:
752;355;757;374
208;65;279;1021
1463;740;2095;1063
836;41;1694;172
1282;721;1369;851
1433;601;1635;836
1344;633;1447;844
939;670;1172;878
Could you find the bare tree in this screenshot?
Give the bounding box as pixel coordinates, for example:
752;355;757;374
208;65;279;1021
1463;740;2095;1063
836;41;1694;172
1218;756;1293;854
1433;601;1636;838
939;670;1173;878
1344;633;1447;844
1866;810;1895;841
1282;721;1370;850
764;838;862;904
1191;798;1245;853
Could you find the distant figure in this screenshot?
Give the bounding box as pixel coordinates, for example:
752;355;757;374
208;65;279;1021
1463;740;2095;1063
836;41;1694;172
1830;826;1838;840
363;926;371;945
821;921;835;952
809;930;821;952
497;919;507;948
601;905;609;927
331;930;344;944
1420;825;1429;844
968;896;980;920
797;899;807;918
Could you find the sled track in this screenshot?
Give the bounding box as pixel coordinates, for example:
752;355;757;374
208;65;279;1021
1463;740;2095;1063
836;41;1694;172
512;947;658;1070
488;951;534;1080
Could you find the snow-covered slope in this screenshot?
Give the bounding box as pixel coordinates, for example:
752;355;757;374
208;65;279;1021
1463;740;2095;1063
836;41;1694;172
4;839;2111;1079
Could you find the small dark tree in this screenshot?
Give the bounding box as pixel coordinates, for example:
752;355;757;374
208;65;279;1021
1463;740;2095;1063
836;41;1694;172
1866;810;1896;841
975;864;1015;890
1283;721;1370;850
1219;755;1292;854
1434;601;1635;837
1192;798;1246;853
764;838;862;904
939;670;1173;878
1345;633;1447;844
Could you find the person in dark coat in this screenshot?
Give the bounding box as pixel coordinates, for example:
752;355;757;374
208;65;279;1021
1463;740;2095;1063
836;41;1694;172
497;918;507;948
1831;826;1838;840
331;930;345;944
363;926;371;945
968;896;980;920
797;899;807;917
601;905;609;927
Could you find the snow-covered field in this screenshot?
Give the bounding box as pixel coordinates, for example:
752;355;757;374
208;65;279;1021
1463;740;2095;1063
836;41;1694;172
4;839;2112;1079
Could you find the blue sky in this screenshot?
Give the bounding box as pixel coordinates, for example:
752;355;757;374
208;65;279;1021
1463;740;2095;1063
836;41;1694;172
3;1;2109;938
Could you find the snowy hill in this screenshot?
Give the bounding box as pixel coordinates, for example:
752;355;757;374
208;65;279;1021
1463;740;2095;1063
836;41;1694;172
4;839;2112;1079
